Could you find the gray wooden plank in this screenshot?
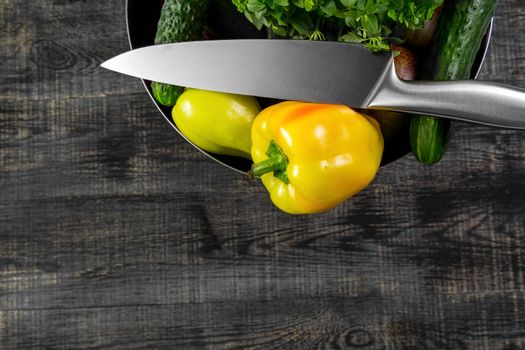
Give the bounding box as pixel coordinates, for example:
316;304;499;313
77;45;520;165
1;0;525;349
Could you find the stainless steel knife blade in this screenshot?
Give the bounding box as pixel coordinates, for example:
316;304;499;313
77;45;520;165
101;39;525;129
101;39;390;108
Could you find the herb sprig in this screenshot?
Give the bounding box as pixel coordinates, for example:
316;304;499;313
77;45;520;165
232;0;443;52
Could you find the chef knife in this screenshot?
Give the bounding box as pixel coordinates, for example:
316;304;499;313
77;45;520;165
101;40;525;129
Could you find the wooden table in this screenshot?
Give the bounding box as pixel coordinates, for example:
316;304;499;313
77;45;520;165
1;1;525;349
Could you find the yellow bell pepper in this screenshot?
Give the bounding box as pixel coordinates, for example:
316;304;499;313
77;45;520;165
172;89;261;159
250;101;384;214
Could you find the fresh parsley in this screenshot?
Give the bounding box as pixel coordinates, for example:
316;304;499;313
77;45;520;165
231;0;443;52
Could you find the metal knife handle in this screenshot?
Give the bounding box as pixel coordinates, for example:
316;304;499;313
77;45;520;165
368;66;525;130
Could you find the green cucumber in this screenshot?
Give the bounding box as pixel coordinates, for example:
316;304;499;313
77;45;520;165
152;0;208;107
410;115;451;165
410;0;497;165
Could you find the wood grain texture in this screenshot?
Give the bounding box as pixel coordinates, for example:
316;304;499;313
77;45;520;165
1;0;525;349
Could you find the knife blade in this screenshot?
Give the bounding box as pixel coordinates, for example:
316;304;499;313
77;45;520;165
101;40;525;130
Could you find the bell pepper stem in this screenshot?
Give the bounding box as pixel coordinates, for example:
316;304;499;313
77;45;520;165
251;155;286;176
250;140;290;184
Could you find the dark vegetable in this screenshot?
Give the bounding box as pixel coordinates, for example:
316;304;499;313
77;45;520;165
152;0;208;107
405;6;442;48
392;44;417;81
369;44;416;143
410;0;497;165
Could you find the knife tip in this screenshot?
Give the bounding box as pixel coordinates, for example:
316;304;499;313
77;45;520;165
99;58;114;71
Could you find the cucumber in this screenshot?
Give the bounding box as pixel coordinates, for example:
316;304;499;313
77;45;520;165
152;0;209;107
410;0;497;165
410;115;451;165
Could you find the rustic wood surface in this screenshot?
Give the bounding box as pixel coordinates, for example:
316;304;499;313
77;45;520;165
1;0;525;349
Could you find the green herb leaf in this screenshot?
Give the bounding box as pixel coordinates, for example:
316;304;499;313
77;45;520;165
233;0;443;52
247;0;266;13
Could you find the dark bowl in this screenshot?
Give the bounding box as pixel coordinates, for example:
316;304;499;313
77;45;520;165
126;0;493;174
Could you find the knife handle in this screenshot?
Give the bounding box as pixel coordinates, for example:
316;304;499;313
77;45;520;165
368;67;525;130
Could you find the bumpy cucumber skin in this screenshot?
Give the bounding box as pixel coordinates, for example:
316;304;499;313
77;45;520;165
410;0;497;165
151;82;184;107
152;0;208;107
427;0;497;80
410;115;450;165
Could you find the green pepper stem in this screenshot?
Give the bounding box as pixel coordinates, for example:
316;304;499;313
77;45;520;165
251;155;287;177
250;140;290;184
